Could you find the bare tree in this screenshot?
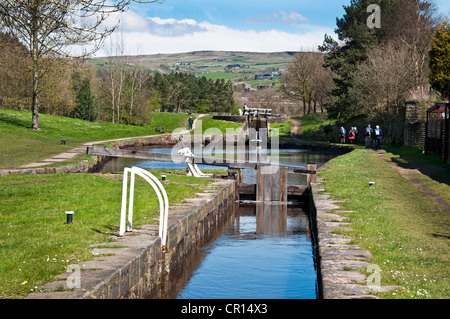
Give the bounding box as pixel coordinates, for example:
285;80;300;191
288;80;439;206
352;44;417;143
102;34;127;123
282;50;334;115
247;87;279;110
312;56;335;114
0;0;160;130
127;68;151;124
0;33;30;110
382;0;440;97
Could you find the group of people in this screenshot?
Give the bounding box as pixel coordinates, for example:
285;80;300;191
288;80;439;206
340;124;383;149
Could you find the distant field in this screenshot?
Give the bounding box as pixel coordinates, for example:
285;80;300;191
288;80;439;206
90;51;294;84
199;72;241;80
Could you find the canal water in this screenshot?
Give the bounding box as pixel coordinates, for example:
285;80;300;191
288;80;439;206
148;202;317;299
98;146;336;299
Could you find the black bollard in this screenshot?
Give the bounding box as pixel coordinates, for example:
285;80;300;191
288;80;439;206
65;211;74;224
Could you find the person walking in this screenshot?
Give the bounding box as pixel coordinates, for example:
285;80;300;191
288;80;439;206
340;126;346;144
188;116;194;130
243;103;249;115
349;127;356;143
374;125;383;150
364;124;373;149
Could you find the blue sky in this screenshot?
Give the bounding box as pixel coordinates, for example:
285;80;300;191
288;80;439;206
96;0;450;56
131;0;345;32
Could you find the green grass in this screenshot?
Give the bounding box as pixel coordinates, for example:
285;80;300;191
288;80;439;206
0;109;189;168
270;121;292;140
383;144;450;185
0;171;215;298
293;113;336;140
198;71;241;80
190;114;242;135
318;149;450;299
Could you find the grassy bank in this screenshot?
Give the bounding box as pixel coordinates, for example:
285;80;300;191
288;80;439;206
0;171;216;298
292;113;337;141
318;148;449;298
270;120;292;140
0;109;190;168
190;114;243;135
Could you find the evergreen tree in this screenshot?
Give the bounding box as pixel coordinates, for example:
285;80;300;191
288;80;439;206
319;0;437;119
319;0;383;119
73;73;97;122
429;20;450;100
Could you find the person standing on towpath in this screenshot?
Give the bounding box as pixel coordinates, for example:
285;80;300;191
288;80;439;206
340;126;346;144
364;124;373;149
374;125;383;150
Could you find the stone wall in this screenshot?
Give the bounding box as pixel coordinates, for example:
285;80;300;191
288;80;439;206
404;99;427;150
308;171;400;299
0;155;107;176
26;179;235;299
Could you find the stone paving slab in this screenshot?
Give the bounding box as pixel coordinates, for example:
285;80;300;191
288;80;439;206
311;176;401;299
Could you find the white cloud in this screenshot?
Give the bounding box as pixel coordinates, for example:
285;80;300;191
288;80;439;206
94;12;333;56
248;10;310;25
279;11;310;24
146;17;208;37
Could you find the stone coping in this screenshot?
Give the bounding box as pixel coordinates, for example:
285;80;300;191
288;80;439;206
25;179;235;299
310;176;401;299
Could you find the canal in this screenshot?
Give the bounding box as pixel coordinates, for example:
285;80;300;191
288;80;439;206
148;202;317;299
98;146;337;299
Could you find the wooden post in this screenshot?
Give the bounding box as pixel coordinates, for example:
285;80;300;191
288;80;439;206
306;162;317;186
228;168;242;184
228;168;242;200
256;164;287;202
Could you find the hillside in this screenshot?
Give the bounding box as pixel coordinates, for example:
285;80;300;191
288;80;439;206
90;50;295;82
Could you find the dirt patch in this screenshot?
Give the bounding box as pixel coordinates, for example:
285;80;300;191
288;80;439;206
290;118;301;136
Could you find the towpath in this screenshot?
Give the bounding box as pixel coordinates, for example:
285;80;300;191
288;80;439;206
376;151;450;213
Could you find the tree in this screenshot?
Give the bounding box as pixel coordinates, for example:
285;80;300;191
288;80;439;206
319;0;383;119
352;44;416;143
283;51;334;115
73;70;97;121
319;0;439;119
0;0;160;130
382;0;440;97
0;32;30;110
103;35;127;123
429;20;450;100
127;68;151;124
39;57;75;116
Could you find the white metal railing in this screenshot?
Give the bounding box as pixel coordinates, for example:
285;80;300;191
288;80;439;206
119;167;169;250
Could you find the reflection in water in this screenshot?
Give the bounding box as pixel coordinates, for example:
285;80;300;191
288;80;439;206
148;202;317;299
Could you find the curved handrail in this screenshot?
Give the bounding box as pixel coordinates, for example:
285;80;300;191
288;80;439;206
119;167;169;250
